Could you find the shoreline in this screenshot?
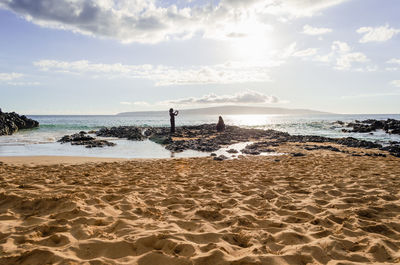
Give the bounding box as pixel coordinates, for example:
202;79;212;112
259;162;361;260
0;155;128;165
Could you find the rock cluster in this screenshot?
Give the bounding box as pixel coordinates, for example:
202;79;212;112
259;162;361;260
59;123;400;158
58;131;116;148
342;119;400;135
0;111;39;135
96;126;145;140
241;141;277;155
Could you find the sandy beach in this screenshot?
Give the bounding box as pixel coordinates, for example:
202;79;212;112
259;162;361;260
1;143;400;265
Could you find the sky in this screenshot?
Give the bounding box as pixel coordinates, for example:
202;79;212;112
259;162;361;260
0;0;399;115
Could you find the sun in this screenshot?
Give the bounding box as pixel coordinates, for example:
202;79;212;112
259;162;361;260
228;19;274;62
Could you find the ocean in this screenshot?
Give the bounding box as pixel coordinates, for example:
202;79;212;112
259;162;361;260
1;114;399;158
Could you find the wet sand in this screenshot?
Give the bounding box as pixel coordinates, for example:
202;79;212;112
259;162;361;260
1;143;400;264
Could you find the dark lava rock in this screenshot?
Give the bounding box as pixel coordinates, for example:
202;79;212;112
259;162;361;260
380;145;400;158
292;152;305;157
59;132;95;143
226;149;238;154
96;126;145;141
210;153;217;157
149;135;173;145
241;142;277;154
0;111;39;136
66;123;400;158
303;145;341;152
214;155;228;161
241;149;261;155
335;137;381;149
58;132;116;148
83;140;116;148
342;119;400;135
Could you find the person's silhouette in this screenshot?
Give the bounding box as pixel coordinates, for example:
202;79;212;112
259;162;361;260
169;108;179;133
216;116;225;132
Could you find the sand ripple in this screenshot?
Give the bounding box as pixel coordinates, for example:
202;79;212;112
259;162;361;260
1;149;400;264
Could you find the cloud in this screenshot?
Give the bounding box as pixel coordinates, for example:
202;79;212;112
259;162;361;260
34;59;285;86
262;0;349;17
0;72;23;81
311;41;369;70
292;48;317;57
391;80;400;87
331;41;351;53
0;0;349;43
357;24;400;43
162;90;280;105
331;41;369;70
302;24;332;35
7;82;41;86
120;101;149;106
387;58;400;65
335;52;368;70
341;92;400;99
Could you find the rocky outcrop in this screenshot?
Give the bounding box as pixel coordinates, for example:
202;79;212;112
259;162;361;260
96;126;145;140
342;119;400;135
58;131;116;148
60;123;400;158
0;111;39;135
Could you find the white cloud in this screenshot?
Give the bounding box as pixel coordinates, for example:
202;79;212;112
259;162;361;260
162;90;280;105
387;58;400;65
341;92;400;99
34;59;282;86
292;48;317;57
262;0;349;17
0;72;23;81
391;80;400;87
331;41;351;53
335;52;368;70
120;101;149;106
302;24;332;35
0;0;349;43
357;24;400;43
312;41;369;70
7;82;41;86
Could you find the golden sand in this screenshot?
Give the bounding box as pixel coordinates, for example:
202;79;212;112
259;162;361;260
0;143;400;264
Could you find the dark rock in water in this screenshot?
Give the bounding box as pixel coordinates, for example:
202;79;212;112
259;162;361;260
210;153;217;157
336;120;345;125
341;119;400;135
0;111;39;136
59;132;95;143
84;140;116;148
214;155;228;161
241;148;260;155
62;123;400;158
58;132;116;148
240;142;276;155
226;149;238;154
149;135;172;145
96;126;145;141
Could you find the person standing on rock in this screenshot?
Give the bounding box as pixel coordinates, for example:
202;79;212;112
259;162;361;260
216;116;225;132
169;108;179;133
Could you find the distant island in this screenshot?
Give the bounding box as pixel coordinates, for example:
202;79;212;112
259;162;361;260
117;105;331;116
